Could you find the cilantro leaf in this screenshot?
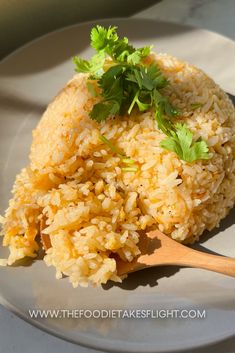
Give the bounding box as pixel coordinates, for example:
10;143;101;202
73;25;210;163
111;37;134;62
73;56;91;73
127;46;152;65
153;89;179;118
90;25;151;64
102;77;124;103
160;133;183;159
126;64;168;91
189;139;209;162
160;123;209;162
99;65;126;93
90;100;120;122
73;51;105;77
91;25;118;52
86;81;97;97
155;109;174;136
90;66;125;120
140;64;168;90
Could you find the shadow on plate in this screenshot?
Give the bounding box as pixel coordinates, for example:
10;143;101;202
0;88;45;116
103;265;181;291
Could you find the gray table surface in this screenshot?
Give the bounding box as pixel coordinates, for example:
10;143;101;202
1;0;235;352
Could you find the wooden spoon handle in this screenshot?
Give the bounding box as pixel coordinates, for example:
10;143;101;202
174;248;235;277
137;230;235;278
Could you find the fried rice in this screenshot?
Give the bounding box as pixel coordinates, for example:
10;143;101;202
1;53;235;287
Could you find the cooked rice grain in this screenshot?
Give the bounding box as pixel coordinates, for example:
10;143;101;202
1;54;235;286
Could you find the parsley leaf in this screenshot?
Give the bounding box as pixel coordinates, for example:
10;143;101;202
160;123;209;163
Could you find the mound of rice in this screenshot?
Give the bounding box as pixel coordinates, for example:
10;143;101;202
1;53;235;287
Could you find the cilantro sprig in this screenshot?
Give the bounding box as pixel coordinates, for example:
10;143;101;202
160;123;209;163
73;25;210;163
73;25;169;122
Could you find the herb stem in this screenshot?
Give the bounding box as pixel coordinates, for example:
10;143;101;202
121;158;136;164
121;166;139;172
128;91;139;115
99;134;123;155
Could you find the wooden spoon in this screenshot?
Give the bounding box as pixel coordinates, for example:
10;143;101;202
116;229;235;277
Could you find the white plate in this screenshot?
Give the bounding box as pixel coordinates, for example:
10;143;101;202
0;19;235;353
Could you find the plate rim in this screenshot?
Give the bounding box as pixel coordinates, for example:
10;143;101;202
0;17;235;352
1;289;235;353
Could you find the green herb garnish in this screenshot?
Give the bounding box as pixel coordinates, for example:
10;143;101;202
73;25;210;163
191;103;203;110
160;123;209;163
87;81;97;97
99;134;124;156
99;134;138;171
121;166;139;173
